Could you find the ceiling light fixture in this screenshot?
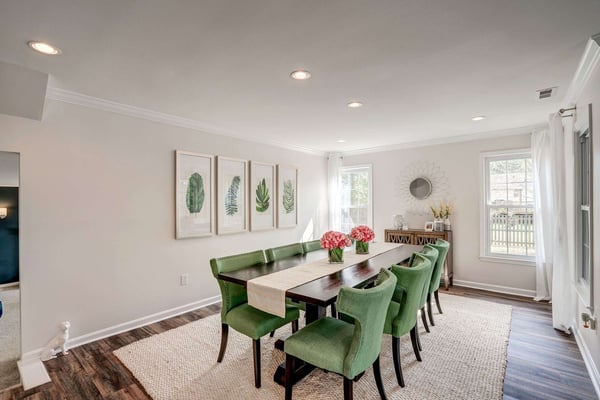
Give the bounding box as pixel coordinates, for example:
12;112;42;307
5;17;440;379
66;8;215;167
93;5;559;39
336;139;346;143
290;70;311;80
27;41;61;55
347;101;363;108
471;115;486;121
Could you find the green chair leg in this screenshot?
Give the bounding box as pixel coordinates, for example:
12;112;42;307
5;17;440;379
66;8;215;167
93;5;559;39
217;323;228;362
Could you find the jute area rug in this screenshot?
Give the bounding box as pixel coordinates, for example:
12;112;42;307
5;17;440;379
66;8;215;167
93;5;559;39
115;294;512;400
0;288;21;392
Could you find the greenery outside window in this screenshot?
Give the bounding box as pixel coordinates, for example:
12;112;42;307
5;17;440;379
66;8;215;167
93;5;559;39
339;165;372;234
480;150;535;265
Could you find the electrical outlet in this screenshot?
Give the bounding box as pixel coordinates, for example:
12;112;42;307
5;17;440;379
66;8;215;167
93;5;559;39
180;274;189;286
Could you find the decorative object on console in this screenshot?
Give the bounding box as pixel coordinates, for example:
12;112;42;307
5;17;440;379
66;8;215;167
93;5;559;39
40;321;70;361
424;221;434;232
430;202;454;232
175;151;214;239
350;225;375;254
320;230;351;263
392;214;404;229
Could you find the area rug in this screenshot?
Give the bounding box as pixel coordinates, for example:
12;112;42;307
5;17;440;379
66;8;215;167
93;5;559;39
114;294;512;400
0;288;21;392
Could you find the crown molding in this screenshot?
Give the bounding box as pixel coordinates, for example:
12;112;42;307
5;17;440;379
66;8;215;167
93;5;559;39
340;124;545;157
45;87;326;157
563;33;600;106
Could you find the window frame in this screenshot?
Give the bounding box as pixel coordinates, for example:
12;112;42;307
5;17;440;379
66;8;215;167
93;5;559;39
338;164;373;234
574;111;594;312
479;149;535;266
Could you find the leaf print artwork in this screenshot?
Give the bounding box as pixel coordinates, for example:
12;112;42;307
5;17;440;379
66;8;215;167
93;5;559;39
225;176;241;216
186;173;204;214
255;178;270;212
283;179;295;213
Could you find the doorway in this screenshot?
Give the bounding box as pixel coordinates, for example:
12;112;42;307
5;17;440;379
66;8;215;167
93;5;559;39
0;151;20;391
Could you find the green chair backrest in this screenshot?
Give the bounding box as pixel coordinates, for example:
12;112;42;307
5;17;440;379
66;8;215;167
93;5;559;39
336;268;396;379
302;239;322;253
410;245;439;308
428;239;450;294
385;253;433;337
209;250;266;320
265;243;304;263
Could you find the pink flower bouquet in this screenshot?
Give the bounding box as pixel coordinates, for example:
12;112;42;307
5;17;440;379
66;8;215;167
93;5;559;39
320;230;351;263
349;225;374;254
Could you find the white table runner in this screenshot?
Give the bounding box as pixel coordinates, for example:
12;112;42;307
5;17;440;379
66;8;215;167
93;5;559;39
247;242;401;318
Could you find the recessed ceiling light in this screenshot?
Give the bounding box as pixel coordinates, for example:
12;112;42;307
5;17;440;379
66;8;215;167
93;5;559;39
347;101;363;108
290;70;311;80
336;139;346;143
27;41;61;55
471;115;486;121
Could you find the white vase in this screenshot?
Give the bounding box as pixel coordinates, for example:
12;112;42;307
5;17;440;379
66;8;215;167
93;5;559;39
433;220;444;232
444;218;451;231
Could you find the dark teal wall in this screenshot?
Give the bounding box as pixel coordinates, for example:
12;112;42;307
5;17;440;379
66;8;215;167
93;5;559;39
0;187;18;285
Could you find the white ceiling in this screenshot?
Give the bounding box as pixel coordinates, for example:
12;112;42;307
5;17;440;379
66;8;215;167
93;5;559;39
1;0;599;153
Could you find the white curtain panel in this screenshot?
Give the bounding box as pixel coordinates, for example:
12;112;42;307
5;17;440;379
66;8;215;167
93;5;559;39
532;113;573;332
327;153;343;232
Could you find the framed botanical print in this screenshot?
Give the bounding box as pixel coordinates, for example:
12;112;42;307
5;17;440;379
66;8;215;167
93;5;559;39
277;165;298;228
217;156;248;234
249;161;275;231
175;151;214;239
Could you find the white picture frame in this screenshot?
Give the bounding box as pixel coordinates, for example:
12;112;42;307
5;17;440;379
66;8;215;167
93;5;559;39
249;161;276;231
424;221;434;232
277;165;298;228
175;151;214;239
217;156;248;234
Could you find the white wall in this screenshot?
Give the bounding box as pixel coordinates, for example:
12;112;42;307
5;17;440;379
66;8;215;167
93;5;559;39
343;133;535;294
0;99;328;353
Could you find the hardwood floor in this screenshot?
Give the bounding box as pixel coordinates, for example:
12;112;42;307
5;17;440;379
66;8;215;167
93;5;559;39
1;288;597;400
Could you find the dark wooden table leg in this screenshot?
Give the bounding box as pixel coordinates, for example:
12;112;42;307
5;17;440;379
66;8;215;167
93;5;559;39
274;304;326;386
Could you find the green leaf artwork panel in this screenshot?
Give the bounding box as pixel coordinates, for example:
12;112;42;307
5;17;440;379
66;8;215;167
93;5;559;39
186;172;204;214
225;175;241;216
282;179;295;213
255;178;270;212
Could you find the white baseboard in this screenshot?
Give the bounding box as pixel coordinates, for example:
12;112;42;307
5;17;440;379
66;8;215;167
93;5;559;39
453;279;536;298
21;295;221;364
573;326;600;399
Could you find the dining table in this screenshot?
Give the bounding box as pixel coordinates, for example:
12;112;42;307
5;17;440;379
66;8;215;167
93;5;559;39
217;242;420;387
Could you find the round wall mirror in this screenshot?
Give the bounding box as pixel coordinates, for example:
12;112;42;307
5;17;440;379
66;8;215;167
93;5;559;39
409;177;432;200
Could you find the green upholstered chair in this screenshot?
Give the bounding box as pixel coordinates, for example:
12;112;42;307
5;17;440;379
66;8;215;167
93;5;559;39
383;253;433;387
284;268;396;400
426;239;450;326
210;250;300;388
412;245;439;334
265;243;304;263
302;239;322;253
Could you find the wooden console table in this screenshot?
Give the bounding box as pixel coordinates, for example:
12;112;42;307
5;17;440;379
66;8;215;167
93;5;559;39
384;229;453;288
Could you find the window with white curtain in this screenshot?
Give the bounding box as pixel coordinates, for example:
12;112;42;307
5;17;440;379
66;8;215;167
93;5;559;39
338;165;372;234
480;150;535;264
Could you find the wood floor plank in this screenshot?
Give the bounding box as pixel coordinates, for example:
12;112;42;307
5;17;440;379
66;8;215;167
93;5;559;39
1;287;596;400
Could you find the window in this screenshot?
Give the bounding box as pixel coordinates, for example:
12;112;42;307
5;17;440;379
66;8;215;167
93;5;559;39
338;165;372;233
576;124;592;303
481;150;535;264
